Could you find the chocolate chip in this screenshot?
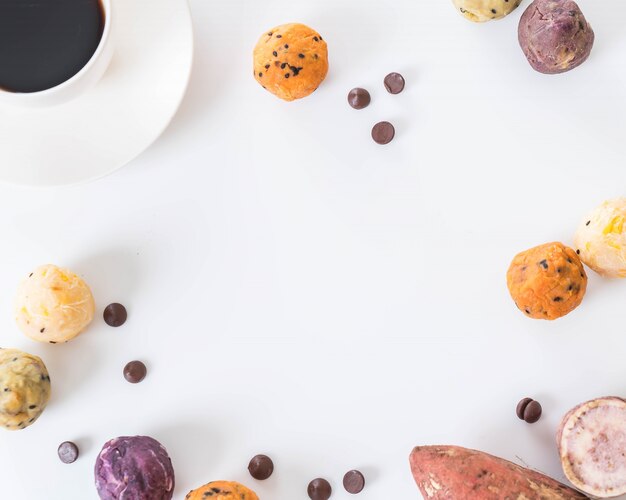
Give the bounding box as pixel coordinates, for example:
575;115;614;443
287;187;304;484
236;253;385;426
348;88;371;110
123;360;147;384
248;454;274;480
58;441;79;464
103;303;127;327
516;397;542;423
308;478;332;500
384;72;405;94
343;470;365;494
371;121;395;145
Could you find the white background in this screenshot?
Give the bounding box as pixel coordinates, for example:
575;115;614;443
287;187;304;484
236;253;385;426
0;0;625;498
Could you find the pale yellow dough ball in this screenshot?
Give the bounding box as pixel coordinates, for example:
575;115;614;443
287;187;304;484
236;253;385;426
452;0;522;22
0;349;51;430
15;264;95;343
574;199;626;278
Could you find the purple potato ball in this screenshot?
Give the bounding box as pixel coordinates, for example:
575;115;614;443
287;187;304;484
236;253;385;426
94;436;175;500
518;0;594;74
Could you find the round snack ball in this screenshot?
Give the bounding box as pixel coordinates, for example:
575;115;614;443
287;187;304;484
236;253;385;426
519;0;594;74
452;0;522;22
574;198;626;278
0;348;50;430
185;481;259;500
95;436;175;500
253;23;328;101
15;264;95;343
507;242;587;320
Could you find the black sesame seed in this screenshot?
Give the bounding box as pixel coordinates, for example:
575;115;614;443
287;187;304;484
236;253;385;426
586;220;591;226
281;63;287;69
284;44;289;49
272;51;278;57
539;260;548;269
40;328;45;333
576;249;581;254
29;273;33;277
28;405;36;409
568;285;574;291
298;53;305;58
49;341;56;344
491;8;497;13
285;74;290;78
553;297;563;302
12;358;17;362
268;32;273;36
265;64;270;69
313;36;319;42
276;34;282;38
525;309;531;314
258;72;263;77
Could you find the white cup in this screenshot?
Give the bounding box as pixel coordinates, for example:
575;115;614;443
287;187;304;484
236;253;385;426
0;0;114;107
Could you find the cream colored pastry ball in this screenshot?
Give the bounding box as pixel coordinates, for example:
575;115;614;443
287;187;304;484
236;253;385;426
574;199;626;278
15;264;95;343
452;0;522;22
0;348;51;430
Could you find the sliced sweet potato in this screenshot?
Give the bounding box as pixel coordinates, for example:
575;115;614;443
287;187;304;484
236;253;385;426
558;397;626;498
410;445;588;499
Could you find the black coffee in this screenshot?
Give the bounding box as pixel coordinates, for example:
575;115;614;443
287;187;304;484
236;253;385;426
0;0;105;93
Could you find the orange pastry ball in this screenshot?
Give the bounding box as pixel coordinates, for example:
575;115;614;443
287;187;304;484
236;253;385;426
185;481;258;500
253;23;328;101
507;242;587;320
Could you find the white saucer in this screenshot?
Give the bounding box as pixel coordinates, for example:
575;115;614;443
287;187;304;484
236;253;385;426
0;0;193;187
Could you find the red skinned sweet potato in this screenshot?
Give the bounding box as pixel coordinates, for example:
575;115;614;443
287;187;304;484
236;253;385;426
410;445;588;499
558;397;626;498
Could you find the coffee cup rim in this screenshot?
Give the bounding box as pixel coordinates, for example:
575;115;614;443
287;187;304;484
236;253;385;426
0;0;112;99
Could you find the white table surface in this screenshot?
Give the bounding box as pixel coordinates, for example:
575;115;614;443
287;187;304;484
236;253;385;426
0;0;625;498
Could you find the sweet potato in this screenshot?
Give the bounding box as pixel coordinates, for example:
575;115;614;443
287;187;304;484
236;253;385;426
410;445;588;499
558;397;626;498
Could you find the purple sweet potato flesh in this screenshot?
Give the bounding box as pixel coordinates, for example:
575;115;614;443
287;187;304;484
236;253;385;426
410;445;589;499
518;0;594;74
558;397;626;498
